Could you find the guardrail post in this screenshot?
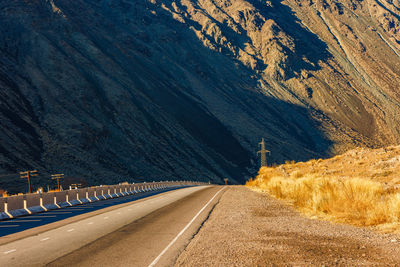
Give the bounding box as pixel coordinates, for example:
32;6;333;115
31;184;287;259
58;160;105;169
77;189;82;204
54;192;60;208
86;191;91;202
66;191;71;206
4;198;13;218
40;193;47;211
23;195;32;214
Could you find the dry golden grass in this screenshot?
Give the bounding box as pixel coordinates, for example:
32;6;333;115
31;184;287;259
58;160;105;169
247;146;400;233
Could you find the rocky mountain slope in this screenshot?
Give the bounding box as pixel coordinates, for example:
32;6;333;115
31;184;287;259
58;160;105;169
0;0;400;192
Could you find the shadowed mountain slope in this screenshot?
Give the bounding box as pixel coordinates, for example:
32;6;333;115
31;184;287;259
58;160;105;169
0;0;399;192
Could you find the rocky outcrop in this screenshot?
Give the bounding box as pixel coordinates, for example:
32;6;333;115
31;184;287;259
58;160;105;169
0;0;399;192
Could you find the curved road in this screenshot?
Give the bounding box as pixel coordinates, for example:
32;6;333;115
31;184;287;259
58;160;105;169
0;186;192;237
0;186;224;266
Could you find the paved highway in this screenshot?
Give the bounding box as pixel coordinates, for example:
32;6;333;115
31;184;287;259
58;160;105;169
0;186;188;237
0;186;224;266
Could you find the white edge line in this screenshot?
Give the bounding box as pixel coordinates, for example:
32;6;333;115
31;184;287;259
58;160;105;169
67;228;74;232
4;249;16;254
148;187;225;267
40;237;50;241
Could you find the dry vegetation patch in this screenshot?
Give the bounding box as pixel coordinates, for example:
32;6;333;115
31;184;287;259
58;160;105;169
247;146;400;233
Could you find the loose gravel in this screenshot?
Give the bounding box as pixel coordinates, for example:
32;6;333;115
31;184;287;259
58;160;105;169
175;186;400;266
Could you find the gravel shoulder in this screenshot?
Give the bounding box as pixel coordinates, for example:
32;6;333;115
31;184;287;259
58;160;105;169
176;186;400;266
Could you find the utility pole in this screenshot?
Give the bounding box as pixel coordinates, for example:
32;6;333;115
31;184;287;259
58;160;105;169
257;138;270;167
20;170;38;194
51;174;64;191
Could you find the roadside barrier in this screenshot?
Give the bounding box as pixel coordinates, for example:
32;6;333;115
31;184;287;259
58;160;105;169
55;191;69;208
7;195;29;218
0;181;207;220
0;198;8;220
43;192;58;210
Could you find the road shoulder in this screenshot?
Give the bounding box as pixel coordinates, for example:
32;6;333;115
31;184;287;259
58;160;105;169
176;186;400;266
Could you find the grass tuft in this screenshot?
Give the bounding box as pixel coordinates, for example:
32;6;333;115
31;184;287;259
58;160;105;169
247;146;400;232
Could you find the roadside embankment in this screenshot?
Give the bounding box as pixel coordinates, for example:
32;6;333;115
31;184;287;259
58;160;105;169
247;146;400;233
176;186;400;266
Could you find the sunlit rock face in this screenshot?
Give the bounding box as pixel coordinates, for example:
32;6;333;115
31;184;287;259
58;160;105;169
0;0;400;191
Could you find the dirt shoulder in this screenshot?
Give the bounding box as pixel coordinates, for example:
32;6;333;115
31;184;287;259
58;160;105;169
176;186;400;266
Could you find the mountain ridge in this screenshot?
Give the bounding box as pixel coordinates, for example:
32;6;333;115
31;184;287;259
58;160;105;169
0;0;399;192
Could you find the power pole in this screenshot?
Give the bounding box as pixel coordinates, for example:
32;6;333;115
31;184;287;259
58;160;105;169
257;138;270;167
20;170;38;194
51;174;64;191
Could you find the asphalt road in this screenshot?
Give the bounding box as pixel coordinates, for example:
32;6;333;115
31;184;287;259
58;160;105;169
0;185;224;266
0;186;189;237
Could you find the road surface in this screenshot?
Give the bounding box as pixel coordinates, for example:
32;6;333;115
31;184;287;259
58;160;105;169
0;185;224;266
0;186;191;238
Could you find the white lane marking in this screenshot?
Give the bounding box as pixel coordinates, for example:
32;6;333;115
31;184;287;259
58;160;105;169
40;237;50;241
4;220;41;222
45;212;72;214
104;216;109;219
3;249;16;254
87;222;94;225
67;228;74;232
28;215;56;218
117;212;121;215
148;187;225;267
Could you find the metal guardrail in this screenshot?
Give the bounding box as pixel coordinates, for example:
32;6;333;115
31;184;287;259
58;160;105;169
0;181;207;220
